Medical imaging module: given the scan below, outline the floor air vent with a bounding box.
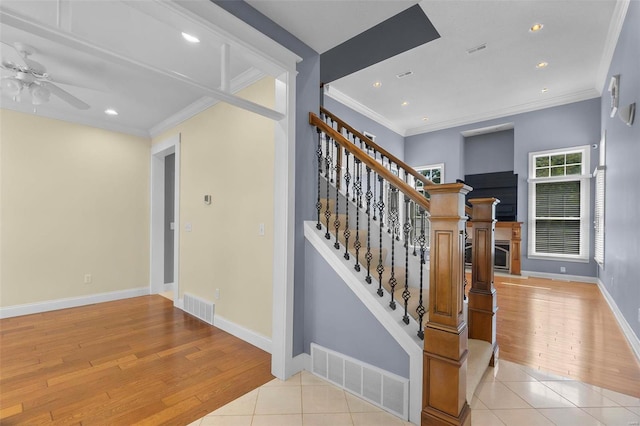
[310,343,408,419]
[183,293,214,325]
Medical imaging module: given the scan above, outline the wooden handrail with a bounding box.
[316,109,473,217]
[311,112,432,212]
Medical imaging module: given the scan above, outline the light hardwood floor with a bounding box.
[492,274,640,398]
[0,296,273,425]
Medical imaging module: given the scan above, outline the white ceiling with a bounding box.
[0,0,628,138]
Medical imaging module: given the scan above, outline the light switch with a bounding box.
[259,223,265,235]
[185,223,192,232]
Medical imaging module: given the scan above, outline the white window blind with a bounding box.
[594,166,605,265]
[535,181,581,255]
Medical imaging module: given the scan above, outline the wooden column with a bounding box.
[510,222,522,275]
[422,183,471,426]
[468,198,499,366]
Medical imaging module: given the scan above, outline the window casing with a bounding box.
[409,164,444,249]
[528,146,590,262]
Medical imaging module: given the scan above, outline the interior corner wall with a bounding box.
[323,96,405,161]
[405,98,601,277]
[598,0,640,338]
[0,109,150,307]
[152,78,276,338]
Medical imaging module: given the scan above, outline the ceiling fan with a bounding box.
[0,41,89,110]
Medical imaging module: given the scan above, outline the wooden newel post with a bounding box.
[468,198,499,366]
[422,183,471,426]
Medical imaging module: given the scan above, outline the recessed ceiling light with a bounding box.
[181,32,200,43]
[536,61,548,69]
[422,116,429,121]
[541,87,548,93]
[104,108,118,116]
[401,101,409,106]
[373,81,382,88]
[530,23,544,32]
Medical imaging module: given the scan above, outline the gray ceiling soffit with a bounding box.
[320,4,439,84]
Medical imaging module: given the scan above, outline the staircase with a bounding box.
[309,108,498,425]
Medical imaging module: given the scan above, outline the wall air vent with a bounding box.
[467,43,487,54]
[396,70,413,79]
[183,293,214,325]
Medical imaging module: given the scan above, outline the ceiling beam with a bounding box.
[0,8,285,122]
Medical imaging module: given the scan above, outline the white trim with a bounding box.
[149,68,266,138]
[212,313,272,353]
[596,278,640,362]
[595,0,630,94]
[520,270,598,284]
[324,85,405,136]
[270,70,297,380]
[291,353,312,374]
[150,134,181,303]
[0,287,149,319]
[304,221,422,425]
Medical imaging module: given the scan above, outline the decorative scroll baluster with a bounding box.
[333,141,341,249]
[315,129,324,230]
[353,158,362,272]
[343,150,351,260]
[412,200,418,257]
[402,173,412,324]
[417,207,427,339]
[388,187,398,310]
[376,173,386,297]
[365,167,373,283]
[372,151,378,221]
[324,134,332,239]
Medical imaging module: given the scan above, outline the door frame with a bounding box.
[150,134,181,300]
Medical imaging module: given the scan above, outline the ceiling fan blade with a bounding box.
[22,56,46,75]
[0,40,28,68]
[39,81,90,110]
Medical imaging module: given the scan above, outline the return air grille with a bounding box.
[310,343,408,419]
[183,293,214,325]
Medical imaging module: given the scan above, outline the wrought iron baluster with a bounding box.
[333,141,341,249]
[324,135,332,239]
[372,151,378,221]
[388,187,398,309]
[353,158,362,272]
[315,129,323,230]
[376,174,385,297]
[417,207,427,340]
[365,167,373,283]
[343,150,351,259]
[402,178,412,324]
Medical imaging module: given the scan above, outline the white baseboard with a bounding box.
[521,270,598,284]
[0,287,150,319]
[596,278,640,362]
[212,314,272,354]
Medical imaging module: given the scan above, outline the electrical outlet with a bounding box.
[560,266,566,273]
[259,223,265,236]
[215,288,220,300]
[84,274,92,284]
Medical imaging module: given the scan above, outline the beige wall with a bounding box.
[0,109,150,306]
[154,78,275,338]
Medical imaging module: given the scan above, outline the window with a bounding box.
[528,146,590,261]
[409,164,444,248]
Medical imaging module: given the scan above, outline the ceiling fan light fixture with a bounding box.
[181,32,200,43]
[1,77,23,97]
[30,84,50,105]
[104,108,119,116]
[536,61,549,69]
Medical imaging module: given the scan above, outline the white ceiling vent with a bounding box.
[467,43,487,54]
[396,70,413,79]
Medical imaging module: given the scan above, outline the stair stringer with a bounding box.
[304,221,422,425]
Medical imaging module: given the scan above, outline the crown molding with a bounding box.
[595,0,630,95]
[405,88,600,137]
[324,85,406,136]
[149,68,266,138]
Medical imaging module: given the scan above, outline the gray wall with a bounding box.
[304,240,410,378]
[211,0,321,357]
[324,96,405,161]
[599,0,640,338]
[406,99,601,277]
[464,130,514,175]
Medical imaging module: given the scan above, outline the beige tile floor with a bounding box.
[189,360,640,426]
